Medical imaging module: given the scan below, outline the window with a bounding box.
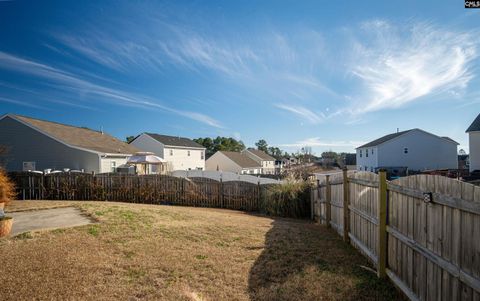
[22,161,36,171]
[111,161,116,172]
[360,150,362,158]
[187,150,190,156]
[404,147,408,154]
[371,149,374,155]
[170,149,173,156]
[201,151,204,160]
[366,149,369,157]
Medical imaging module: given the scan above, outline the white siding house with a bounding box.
[205,151,262,174]
[356,129,458,172]
[242,149,276,174]
[129,133,205,171]
[467,113,480,172]
[0,114,139,173]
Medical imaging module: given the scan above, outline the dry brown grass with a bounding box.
[0,168,16,204]
[0,201,400,300]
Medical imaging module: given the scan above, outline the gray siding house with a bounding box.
[467,113,480,172]
[0,114,139,173]
[356,128,458,172]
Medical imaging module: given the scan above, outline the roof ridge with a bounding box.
[12,113,103,134]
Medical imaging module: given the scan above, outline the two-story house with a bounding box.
[0,114,139,173]
[242,149,276,174]
[356,128,458,172]
[129,133,205,171]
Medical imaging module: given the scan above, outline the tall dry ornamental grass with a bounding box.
[261,175,312,218]
[0,168,16,204]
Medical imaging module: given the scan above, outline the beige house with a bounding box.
[242,149,276,174]
[129,133,205,171]
[0,113,139,173]
[205,151,262,174]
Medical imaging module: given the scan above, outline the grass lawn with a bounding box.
[0,201,401,300]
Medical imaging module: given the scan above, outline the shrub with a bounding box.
[261,175,313,218]
[0,168,16,204]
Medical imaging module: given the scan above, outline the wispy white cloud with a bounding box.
[0,96,48,110]
[0,51,223,128]
[275,104,325,124]
[347,21,478,114]
[279,137,365,148]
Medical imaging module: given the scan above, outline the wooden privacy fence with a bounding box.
[311,170,480,301]
[9,172,265,211]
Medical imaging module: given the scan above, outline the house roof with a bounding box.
[143,133,204,148]
[357,130,413,148]
[357,129,458,148]
[219,151,261,168]
[9,114,139,154]
[466,113,480,132]
[246,149,275,161]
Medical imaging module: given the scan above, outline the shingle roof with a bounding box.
[144,133,204,148]
[466,113,480,132]
[246,149,275,161]
[12,114,139,154]
[357,130,413,148]
[357,129,458,148]
[220,151,261,168]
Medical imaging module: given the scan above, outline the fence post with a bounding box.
[310,180,315,221]
[377,169,387,278]
[342,168,350,242]
[219,178,224,208]
[316,179,320,223]
[325,175,331,228]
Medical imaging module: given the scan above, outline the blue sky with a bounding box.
[0,1,479,154]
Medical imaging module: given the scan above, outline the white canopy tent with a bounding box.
[127,152,166,175]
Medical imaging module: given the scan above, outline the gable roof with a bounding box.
[245,149,275,161]
[143,133,204,148]
[219,151,261,168]
[5,114,139,154]
[357,129,458,149]
[466,113,480,132]
[357,130,413,148]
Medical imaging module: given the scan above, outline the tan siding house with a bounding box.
[205,151,262,174]
[242,149,276,174]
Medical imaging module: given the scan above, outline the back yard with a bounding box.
[0,201,400,300]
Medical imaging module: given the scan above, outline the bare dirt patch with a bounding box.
[0,201,400,300]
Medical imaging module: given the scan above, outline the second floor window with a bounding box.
[404,147,408,154]
[201,151,204,160]
[170,149,173,156]
[187,150,190,156]
[366,149,369,157]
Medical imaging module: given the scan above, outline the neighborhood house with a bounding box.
[205,151,262,174]
[129,133,206,171]
[0,114,139,173]
[242,148,276,174]
[467,113,480,173]
[356,128,458,172]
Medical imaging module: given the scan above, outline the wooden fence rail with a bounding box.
[311,170,480,301]
[9,172,265,212]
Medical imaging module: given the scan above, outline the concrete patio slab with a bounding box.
[8,207,94,236]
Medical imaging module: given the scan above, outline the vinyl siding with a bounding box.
[131,134,205,171]
[0,116,100,172]
[356,130,457,171]
[469,131,480,172]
